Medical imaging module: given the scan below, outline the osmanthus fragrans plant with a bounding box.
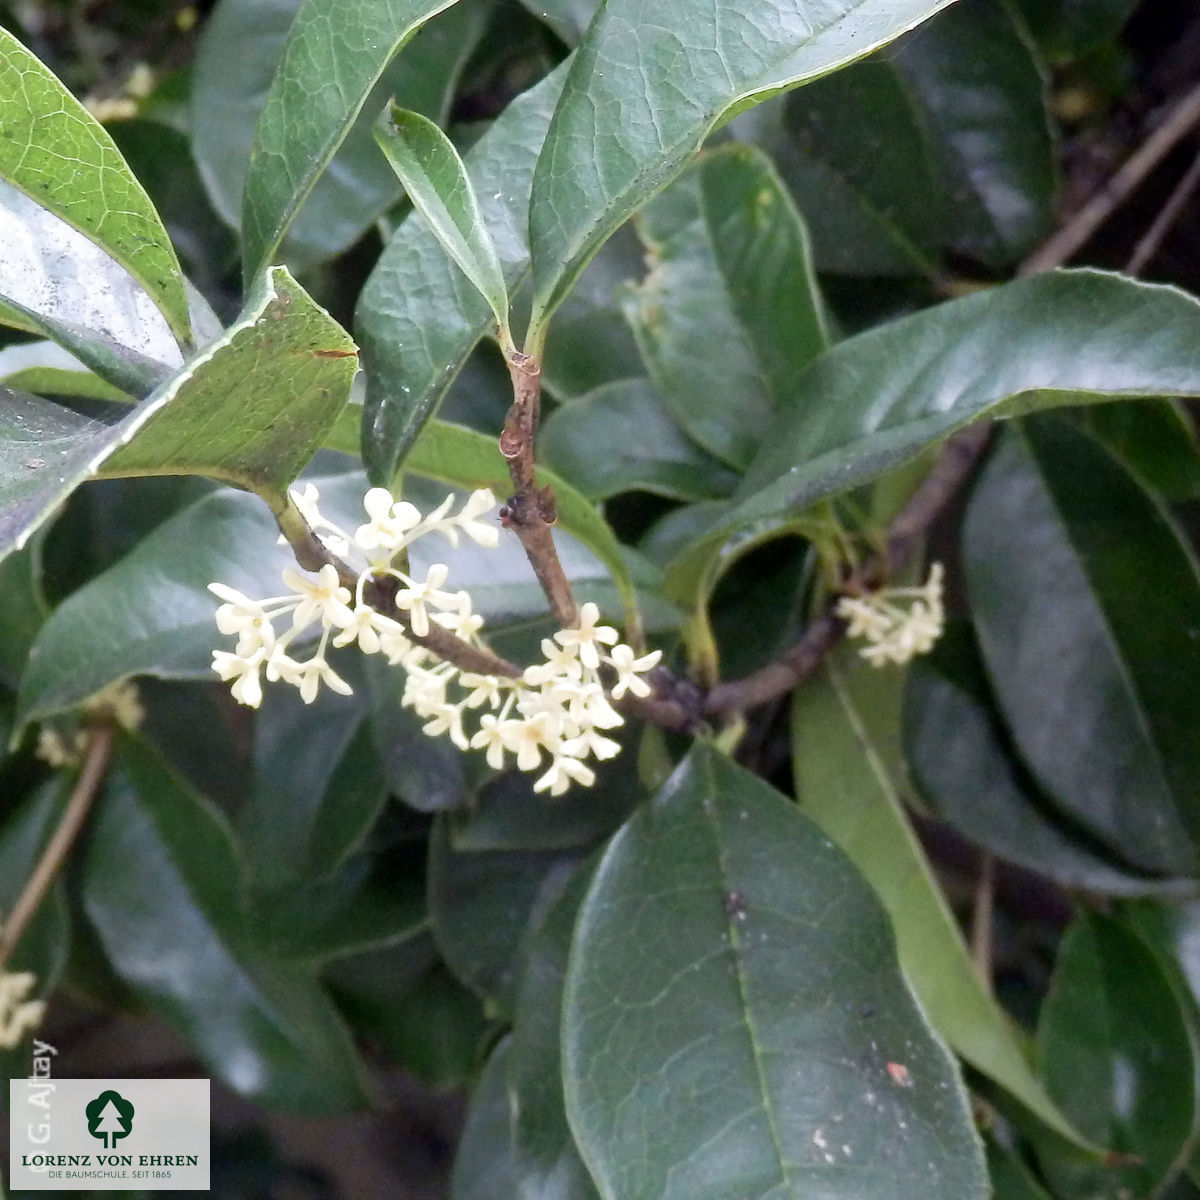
[4,0,1200,1195]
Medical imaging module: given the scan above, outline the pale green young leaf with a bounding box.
[357,64,567,483]
[376,106,511,346]
[0,267,355,566]
[240,0,464,286]
[525,0,958,344]
[0,26,190,346]
[791,649,1097,1151]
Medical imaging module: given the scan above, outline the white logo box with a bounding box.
[9,1078,209,1191]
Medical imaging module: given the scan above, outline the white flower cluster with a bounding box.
[835,563,945,666]
[0,927,44,1048]
[210,485,660,795]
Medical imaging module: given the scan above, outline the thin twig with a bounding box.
[1126,146,1200,274]
[1020,78,1200,275]
[500,351,578,630]
[703,423,992,719]
[970,853,995,993]
[276,503,521,679]
[0,725,115,972]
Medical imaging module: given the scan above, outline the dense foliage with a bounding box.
[2,0,1200,1196]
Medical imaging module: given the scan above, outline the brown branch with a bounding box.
[1125,146,1200,274]
[702,422,993,720]
[1020,78,1200,275]
[276,505,521,680]
[0,725,114,973]
[500,350,579,630]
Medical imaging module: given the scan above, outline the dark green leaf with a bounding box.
[1080,400,1200,502]
[451,1037,519,1200]
[14,487,291,734]
[622,144,828,468]
[792,650,1092,1148]
[510,860,599,1200]
[241,657,388,888]
[429,814,584,1018]
[672,271,1200,594]
[0,530,48,690]
[362,652,471,812]
[246,849,428,964]
[1012,0,1139,60]
[539,378,739,502]
[327,935,496,1090]
[515,0,598,45]
[563,743,987,1200]
[240,0,467,284]
[0,27,191,345]
[193,0,487,268]
[963,417,1200,877]
[540,225,646,400]
[525,0,959,340]
[737,0,1054,274]
[986,1138,1055,1200]
[905,622,1194,896]
[1036,914,1198,1197]
[357,63,566,483]
[376,105,511,342]
[81,737,372,1111]
[449,742,643,853]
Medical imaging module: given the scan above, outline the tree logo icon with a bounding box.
[85,1090,135,1149]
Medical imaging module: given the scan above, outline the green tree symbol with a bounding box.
[85,1090,135,1150]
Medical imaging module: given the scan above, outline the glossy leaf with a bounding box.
[193,0,486,268]
[80,737,372,1111]
[0,266,355,566]
[1080,401,1200,502]
[376,106,511,341]
[240,0,465,285]
[247,850,428,965]
[1036,913,1198,1197]
[357,63,566,483]
[451,1037,519,1200]
[792,650,1092,1148]
[429,814,584,1018]
[672,270,1200,592]
[14,487,291,733]
[736,0,1054,274]
[0,26,190,346]
[540,225,646,400]
[525,0,959,340]
[509,861,599,1200]
[622,144,828,468]
[563,743,987,1200]
[516,0,598,44]
[538,378,739,502]
[905,623,1193,896]
[241,659,388,889]
[963,417,1200,877]
[0,179,182,389]
[0,531,48,690]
